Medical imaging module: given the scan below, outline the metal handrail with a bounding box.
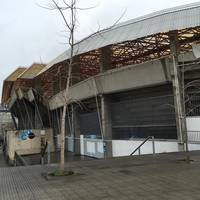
[130,136,155,156]
[15,152,27,166]
[40,141,51,165]
[41,142,48,157]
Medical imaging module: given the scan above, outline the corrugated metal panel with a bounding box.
[39,2,200,74]
[110,84,177,139]
[80,112,101,136]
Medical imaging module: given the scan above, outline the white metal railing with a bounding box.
[81,137,104,158]
[187,131,200,142]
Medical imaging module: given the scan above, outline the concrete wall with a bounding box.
[7,129,55,161]
[112,139,200,157]
[112,139,178,157]
[79,137,200,158]
[49,60,169,110]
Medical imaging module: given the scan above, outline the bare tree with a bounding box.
[40,0,126,173]
[55,0,76,173]
[41,0,77,173]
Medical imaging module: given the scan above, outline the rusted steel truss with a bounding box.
[37,26,200,99]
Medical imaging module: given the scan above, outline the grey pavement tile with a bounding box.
[1,151,200,199]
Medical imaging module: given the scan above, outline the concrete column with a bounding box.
[101,95,113,158]
[100,46,112,72]
[99,46,113,158]
[73,107,81,155]
[64,113,68,152]
[169,31,186,151]
[72,56,81,84]
[52,109,61,150]
[160,58,171,81]
[65,106,71,152]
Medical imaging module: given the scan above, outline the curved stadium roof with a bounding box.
[39,2,200,74]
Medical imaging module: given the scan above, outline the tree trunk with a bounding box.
[59,105,67,172]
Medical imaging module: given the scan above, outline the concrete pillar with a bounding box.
[101,95,113,158]
[52,109,61,150]
[99,46,113,158]
[160,58,171,81]
[64,113,68,152]
[73,107,81,155]
[169,31,186,151]
[100,46,112,72]
[72,56,81,84]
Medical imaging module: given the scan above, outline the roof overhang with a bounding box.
[38,2,200,75]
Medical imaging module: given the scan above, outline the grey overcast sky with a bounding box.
[0,0,200,99]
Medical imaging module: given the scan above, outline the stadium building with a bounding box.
[2,2,200,158]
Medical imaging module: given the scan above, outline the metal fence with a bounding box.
[187,131,200,142]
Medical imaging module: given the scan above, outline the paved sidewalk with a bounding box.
[1,151,200,200]
[0,148,7,167]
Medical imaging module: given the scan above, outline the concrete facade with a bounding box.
[49,59,169,110]
[2,3,200,158]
